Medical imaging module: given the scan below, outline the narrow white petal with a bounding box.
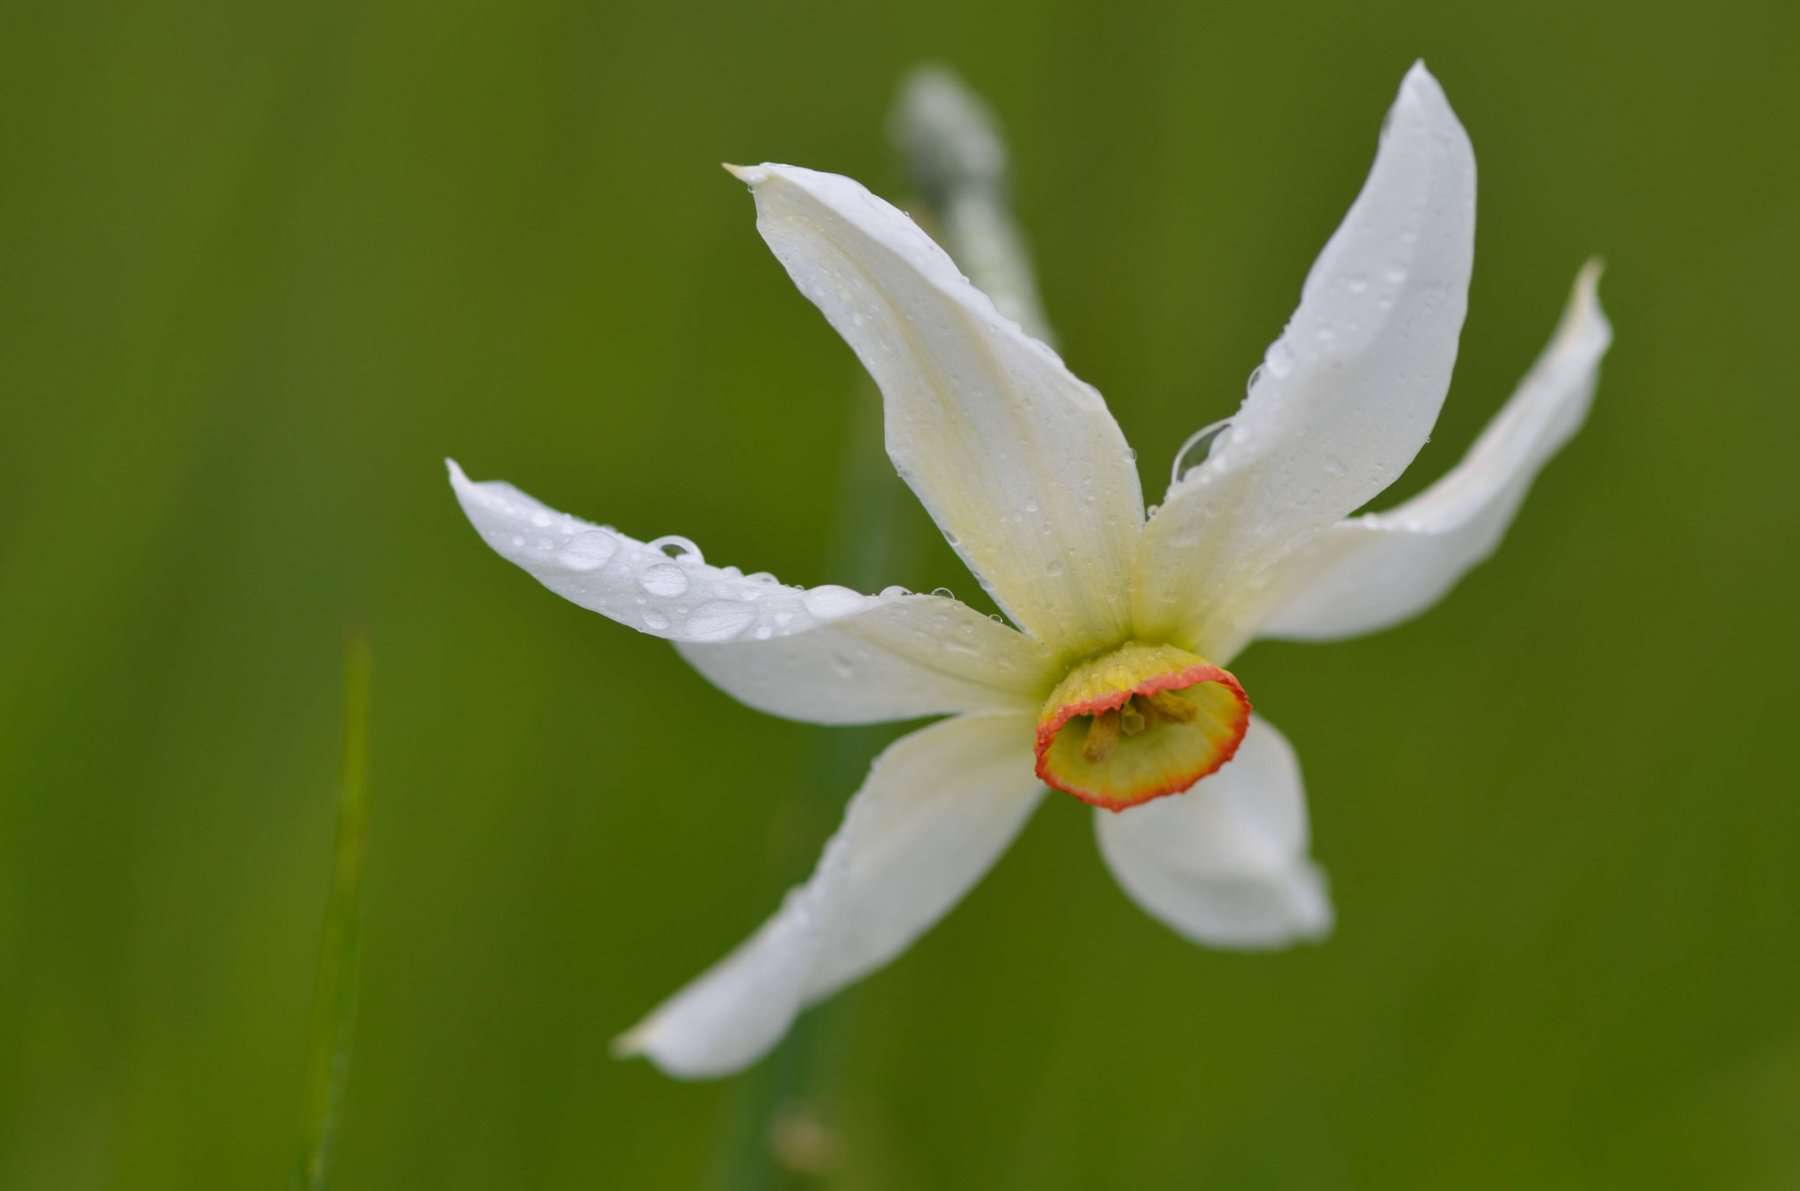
[1135,63,1476,656]
[449,462,1052,721]
[1257,263,1611,643]
[1095,717,1333,949]
[615,712,1042,1078]
[731,163,1143,656]
[677,593,1054,723]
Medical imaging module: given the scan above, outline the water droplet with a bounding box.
[1264,341,1296,379]
[827,651,856,678]
[1383,264,1408,284]
[1170,418,1233,486]
[510,534,525,548]
[559,532,617,571]
[1244,364,1265,396]
[930,586,954,598]
[1345,274,1369,294]
[686,600,754,642]
[642,610,670,632]
[803,585,868,620]
[753,625,774,640]
[647,534,703,563]
[641,564,689,597]
[530,511,553,528]
[880,584,911,598]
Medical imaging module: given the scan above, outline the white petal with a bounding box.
[1134,63,1476,656]
[449,462,1052,720]
[1257,262,1611,643]
[1095,717,1332,949]
[677,593,1055,723]
[731,163,1143,656]
[615,712,1042,1078]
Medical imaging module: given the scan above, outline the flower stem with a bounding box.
[711,395,900,1191]
[892,64,1056,345]
[714,66,1052,1187]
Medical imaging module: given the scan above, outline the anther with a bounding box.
[1082,710,1121,762]
[1119,699,1148,736]
[1145,691,1197,723]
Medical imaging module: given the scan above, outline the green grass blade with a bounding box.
[294,634,372,1191]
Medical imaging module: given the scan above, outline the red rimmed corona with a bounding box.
[1034,643,1250,810]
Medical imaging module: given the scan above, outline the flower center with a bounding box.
[1034,642,1250,811]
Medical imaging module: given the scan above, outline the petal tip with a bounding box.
[1567,259,1614,347]
[609,1020,652,1061]
[1576,256,1607,301]
[1291,863,1336,941]
[1391,61,1464,145]
[723,162,770,186]
[1399,60,1447,105]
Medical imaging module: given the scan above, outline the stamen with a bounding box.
[1082,710,1121,762]
[1145,691,1197,723]
[1118,699,1148,736]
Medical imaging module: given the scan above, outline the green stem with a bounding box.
[712,392,900,1191]
[715,66,1053,1187]
[892,64,1056,344]
[294,634,372,1191]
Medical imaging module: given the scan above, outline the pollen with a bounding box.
[1034,642,1250,811]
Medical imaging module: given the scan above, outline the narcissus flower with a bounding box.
[450,63,1610,1078]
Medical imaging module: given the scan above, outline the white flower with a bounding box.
[449,63,1610,1078]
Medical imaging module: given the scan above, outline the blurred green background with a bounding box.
[4,0,1798,1187]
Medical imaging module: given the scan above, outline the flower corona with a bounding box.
[1034,643,1250,810]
